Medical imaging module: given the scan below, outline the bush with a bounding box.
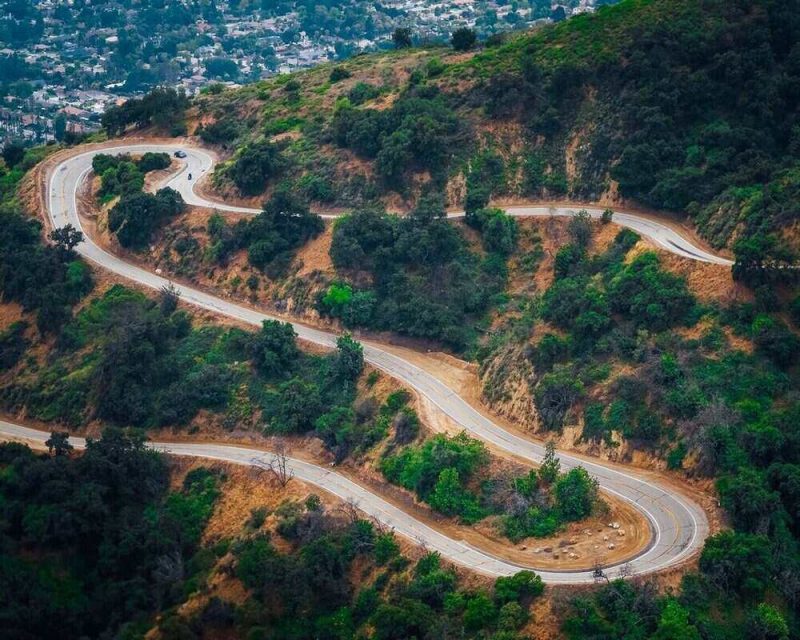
[348,82,381,105]
[232,185,324,275]
[608,252,696,331]
[333,333,364,383]
[108,187,185,249]
[451,27,477,51]
[329,66,351,83]
[198,117,241,147]
[263,378,324,434]
[494,571,544,605]
[137,152,171,173]
[252,320,299,378]
[230,140,287,195]
[534,366,584,430]
[751,315,800,368]
[568,210,593,249]
[381,432,489,521]
[554,467,598,521]
[699,531,774,598]
[467,207,518,256]
[0,321,28,369]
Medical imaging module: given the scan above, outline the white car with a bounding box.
[174,150,187,158]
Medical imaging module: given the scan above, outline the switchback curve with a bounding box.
[36,142,714,584]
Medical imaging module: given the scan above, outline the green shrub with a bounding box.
[108,187,185,249]
[229,140,287,195]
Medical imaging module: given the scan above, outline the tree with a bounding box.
[470,208,518,256]
[747,603,789,640]
[108,188,185,249]
[568,210,593,249]
[267,441,294,487]
[535,366,584,430]
[555,467,598,521]
[601,208,614,224]
[428,468,468,516]
[101,87,188,136]
[204,57,239,80]
[252,320,299,378]
[333,333,364,383]
[465,182,491,215]
[718,468,781,534]
[48,224,83,256]
[138,152,171,173]
[54,113,67,142]
[751,315,800,369]
[494,571,544,604]
[94,303,163,425]
[539,440,561,484]
[607,252,695,331]
[329,67,351,83]
[699,530,774,597]
[159,283,180,316]
[392,28,412,49]
[45,431,73,457]
[266,378,323,433]
[652,600,701,640]
[451,27,477,51]
[234,185,323,275]
[2,142,25,168]
[230,141,286,195]
[463,592,497,631]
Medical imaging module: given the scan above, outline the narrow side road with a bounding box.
[38,142,714,584]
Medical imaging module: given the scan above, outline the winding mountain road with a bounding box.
[22,142,725,583]
[157,145,732,265]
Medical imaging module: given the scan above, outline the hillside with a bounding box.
[4,0,800,639]
[190,0,800,267]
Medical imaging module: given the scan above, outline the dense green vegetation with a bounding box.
[468,215,800,635]
[101,87,189,136]
[0,431,220,638]
[90,151,184,250]
[2,432,545,640]
[464,0,800,274]
[207,186,324,277]
[159,495,544,640]
[108,187,185,249]
[92,151,171,200]
[382,431,491,523]
[227,139,288,195]
[8,2,800,637]
[382,432,601,537]
[331,84,466,191]
[0,146,93,334]
[321,199,514,351]
[0,285,364,440]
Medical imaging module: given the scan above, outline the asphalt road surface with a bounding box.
[157,145,733,266]
[34,142,719,583]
